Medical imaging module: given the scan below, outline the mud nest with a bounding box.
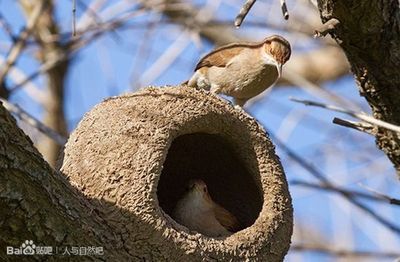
[61,86,292,261]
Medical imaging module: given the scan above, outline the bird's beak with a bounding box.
[264,54,282,78]
[273,60,282,78]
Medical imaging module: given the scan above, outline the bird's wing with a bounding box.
[213,203,240,232]
[194,42,263,71]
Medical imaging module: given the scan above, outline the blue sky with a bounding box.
[1,1,399,260]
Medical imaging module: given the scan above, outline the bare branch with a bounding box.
[9,52,68,92]
[0,12,15,41]
[280,0,289,20]
[9,9,146,93]
[292,180,400,206]
[19,0,69,167]
[0,1,46,84]
[333,117,376,135]
[136,31,191,88]
[72,0,77,36]
[291,244,400,259]
[291,98,400,133]
[130,19,162,90]
[0,56,47,104]
[0,98,67,145]
[234,0,288,28]
[358,183,400,206]
[314,18,340,38]
[284,69,358,109]
[234,0,257,27]
[267,128,400,234]
[316,0,400,173]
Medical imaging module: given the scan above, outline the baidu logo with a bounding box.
[6,240,103,256]
[21,240,35,255]
[7,240,38,255]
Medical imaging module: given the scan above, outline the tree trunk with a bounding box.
[317,0,400,174]
[0,102,129,260]
[20,0,69,167]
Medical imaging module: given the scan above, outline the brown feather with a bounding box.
[213,203,240,232]
[264,36,291,64]
[194,35,290,71]
[194,42,264,71]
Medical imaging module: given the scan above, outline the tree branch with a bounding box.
[291,97,400,133]
[234,0,257,27]
[292,180,400,206]
[0,1,46,84]
[0,98,67,145]
[291,244,400,258]
[332,117,376,136]
[19,0,69,167]
[316,0,400,174]
[267,128,400,234]
[313,18,340,38]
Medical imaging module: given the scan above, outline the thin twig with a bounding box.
[280,0,289,20]
[76,0,104,26]
[0,1,46,84]
[9,53,68,92]
[9,7,144,91]
[284,69,360,110]
[358,183,400,206]
[234,0,288,27]
[0,12,16,41]
[290,98,400,133]
[291,244,400,258]
[292,180,400,206]
[72,0,77,36]
[234,0,257,28]
[333,117,376,135]
[0,56,47,104]
[267,128,400,234]
[314,18,340,38]
[137,31,191,88]
[130,19,160,90]
[76,0,108,30]
[0,98,67,145]
[75,0,123,43]
[9,9,143,92]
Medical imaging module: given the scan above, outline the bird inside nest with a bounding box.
[187,35,291,107]
[172,179,240,237]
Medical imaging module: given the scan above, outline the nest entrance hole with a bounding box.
[157,133,263,231]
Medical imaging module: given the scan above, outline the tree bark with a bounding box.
[317,0,400,174]
[0,102,128,260]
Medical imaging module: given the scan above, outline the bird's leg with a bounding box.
[188,71,200,88]
[210,84,228,104]
[210,84,221,94]
[190,72,212,91]
[233,97,247,108]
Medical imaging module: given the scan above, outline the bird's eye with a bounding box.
[203,187,207,193]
